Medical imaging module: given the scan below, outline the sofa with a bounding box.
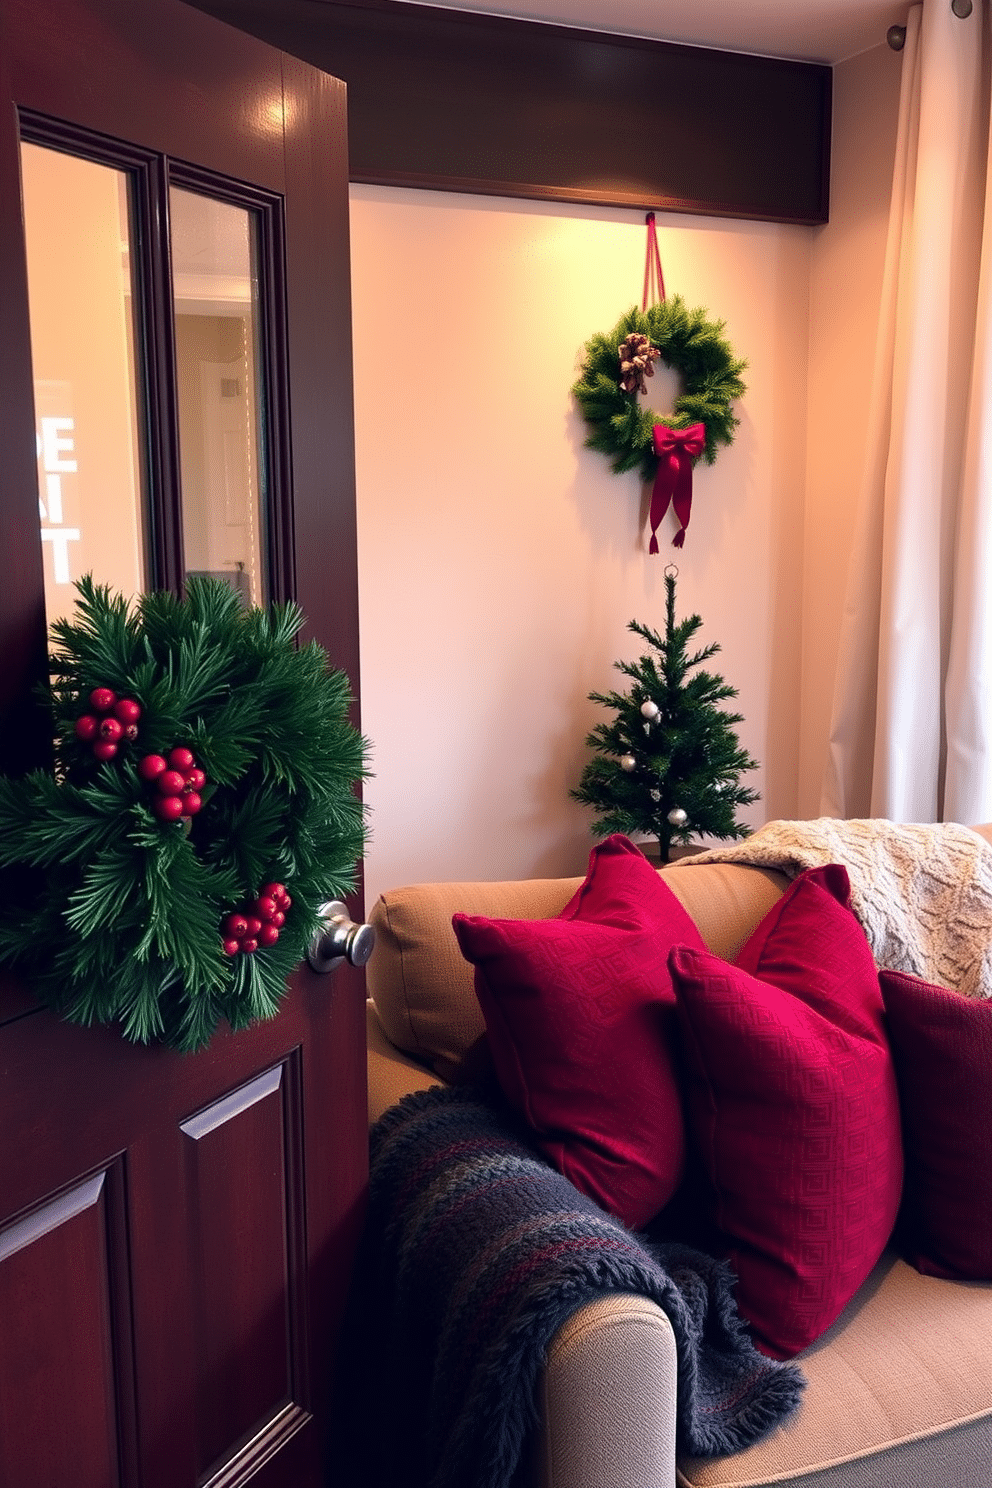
[364,824,992,1488]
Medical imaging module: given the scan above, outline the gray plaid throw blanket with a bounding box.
[333,1086,804,1488]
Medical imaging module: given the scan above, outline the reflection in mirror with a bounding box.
[19,142,146,633]
[170,188,267,608]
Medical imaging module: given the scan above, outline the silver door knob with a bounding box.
[306,900,376,974]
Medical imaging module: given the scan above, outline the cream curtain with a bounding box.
[822,0,992,822]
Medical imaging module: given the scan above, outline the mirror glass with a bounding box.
[170,187,267,608]
[19,142,146,631]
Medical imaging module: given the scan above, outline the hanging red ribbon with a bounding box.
[650,423,705,551]
[642,212,666,311]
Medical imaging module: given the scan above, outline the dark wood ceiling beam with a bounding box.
[187,0,831,224]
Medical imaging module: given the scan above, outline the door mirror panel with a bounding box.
[170,187,267,608]
[20,142,147,632]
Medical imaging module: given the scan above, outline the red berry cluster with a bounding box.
[74,688,142,761]
[222,882,292,956]
[138,747,207,821]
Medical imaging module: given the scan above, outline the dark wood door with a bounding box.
[0,4,365,1485]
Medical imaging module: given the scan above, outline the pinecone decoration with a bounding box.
[618,332,660,395]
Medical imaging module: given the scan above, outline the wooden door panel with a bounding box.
[0,1160,137,1488]
[179,1058,306,1478]
[0,965,367,1488]
[6,0,287,190]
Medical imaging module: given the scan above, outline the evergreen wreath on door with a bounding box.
[0,575,369,1052]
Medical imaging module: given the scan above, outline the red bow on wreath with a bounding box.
[649,422,705,551]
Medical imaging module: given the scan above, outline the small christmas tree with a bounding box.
[571,571,759,859]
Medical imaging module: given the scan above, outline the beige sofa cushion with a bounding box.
[677,1249,992,1487]
[368,876,580,1081]
[366,999,441,1123]
[366,858,789,1081]
[663,859,789,959]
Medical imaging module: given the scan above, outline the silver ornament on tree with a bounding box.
[620,754,637,772]
[640,700,660,720]
[667,806,688,827]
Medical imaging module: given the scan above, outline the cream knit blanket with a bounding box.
[675,818,992,999]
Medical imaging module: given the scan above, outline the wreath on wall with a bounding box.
[0,575,369,1052]
[572,297,747,550]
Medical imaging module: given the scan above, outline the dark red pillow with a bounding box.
[451,834,706,1230]
[880,969,992,1280]
[669,864,903,1359]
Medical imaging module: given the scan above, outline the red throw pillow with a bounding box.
[880,969,992,1280]
[669,864,903,1359]
[451,834,706,1230]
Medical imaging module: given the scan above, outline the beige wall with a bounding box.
[351,41,904,903]
[352,198,812,898]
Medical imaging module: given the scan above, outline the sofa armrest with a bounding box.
[366,999,442,1125]
[367,1007,680,1488]
[535,1295,678,1488]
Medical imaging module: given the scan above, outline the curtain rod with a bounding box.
[889,0,973,50]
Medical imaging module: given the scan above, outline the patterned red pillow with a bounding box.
[452,834,706,1230]
[669,864,903,1359]
[880,969,992,1280]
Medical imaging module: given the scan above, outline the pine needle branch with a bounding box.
[0,576,369,1051]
